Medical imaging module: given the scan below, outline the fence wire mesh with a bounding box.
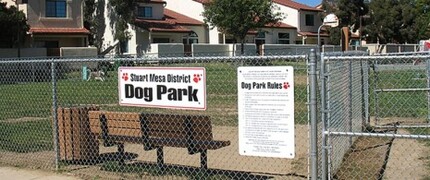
[322,53,430,179]
[0,54,309,179]
[371,53,430,126]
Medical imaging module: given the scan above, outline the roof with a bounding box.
[134,9,203,33]
[29,28,90,35]
[273,0,322,12]
[164,9,203,25]
[268,22,296,29]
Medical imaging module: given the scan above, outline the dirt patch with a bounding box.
[0,150,55,170]
[370,116,428,126]
[2,117,48,123]
[334,137,393,179]
[384,129,430,179]
[0,125,310,179]
[85,125,309,179]
[334,118,430,179]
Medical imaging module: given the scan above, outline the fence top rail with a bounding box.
[322,51,369,57]
[374,51,430,56]
[0,55,307,64]
[324,55,430,61]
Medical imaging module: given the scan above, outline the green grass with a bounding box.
[0,120,53,153]
[369,70,429,118]
[0,61,309,123]
[0,60,309,153]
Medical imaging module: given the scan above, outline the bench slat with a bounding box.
[89,112,214,140]
[104,135,230,150]
[90,125,189,139]
[88,111,229,150]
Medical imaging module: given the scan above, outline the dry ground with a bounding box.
[0,124,310,179]
[335,117,430,180]
[0,117,428,179]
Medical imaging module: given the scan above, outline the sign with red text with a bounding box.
[119,67,206,110]
[237,66,295,158]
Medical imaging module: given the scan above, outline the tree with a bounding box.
[108,0,136,54]
[0,2,29,48]
[84,0,106,53]
[84,0,96,46]
[364,0,422,44]
[321,0,368,45]
[202,0,282,54]
[415,0,430,40]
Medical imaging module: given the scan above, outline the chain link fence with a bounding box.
[0,53,310,179]
[2,50,429,179]
[321,52,430,179]
[372,52,430,126]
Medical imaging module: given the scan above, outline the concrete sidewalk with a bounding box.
[0,166,80,180]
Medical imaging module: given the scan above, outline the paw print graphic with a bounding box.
[193,74,202,83]
[122,73,129,81]
[283,82,290,90]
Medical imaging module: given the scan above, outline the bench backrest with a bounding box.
[88,111,214,141]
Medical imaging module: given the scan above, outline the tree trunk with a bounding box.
[241,39,245,55]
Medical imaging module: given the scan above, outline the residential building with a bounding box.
[165,0,299,45]
[4,0,89,53]
[101,0,207,55]
[273,0,329,45]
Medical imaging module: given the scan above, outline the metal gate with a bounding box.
[319,52,430,179]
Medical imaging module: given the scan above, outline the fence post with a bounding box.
[427,57,430,123]
[348,60,353,146]
[309,49,318,180]
[51,59,60,170]
[320,52,328,180]
[361,60,370,127]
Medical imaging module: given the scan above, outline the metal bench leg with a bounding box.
[157,147,165,172]
[200,150,208,169]
[117,143,125,165]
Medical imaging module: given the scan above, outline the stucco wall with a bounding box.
[277,5,299,29]
[263,44,316,55]
[164,0,216,44]
[61,47,98,57]
[299,10,321,33]
[0,48,47,58]
[151,43,184,57]
[26,0,83,28]
[262,28,297,44]
[234,44,257,56]
[192,44,233,57]
[136,2,164,19]
[184,25,209,44]
[60,47,98,71]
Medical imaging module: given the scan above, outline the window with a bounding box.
[46,0,66,17]
[183,32,199,44]
[305,14,314,26]
[278,33,290,44]
[138,6,152,18]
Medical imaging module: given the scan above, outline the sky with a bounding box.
[294,0,322,7]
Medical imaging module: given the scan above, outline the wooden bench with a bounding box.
[88,111,230,169]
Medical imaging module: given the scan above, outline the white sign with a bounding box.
[237,66,295,158]
[323,13,339,28]
[118,67,206,110]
